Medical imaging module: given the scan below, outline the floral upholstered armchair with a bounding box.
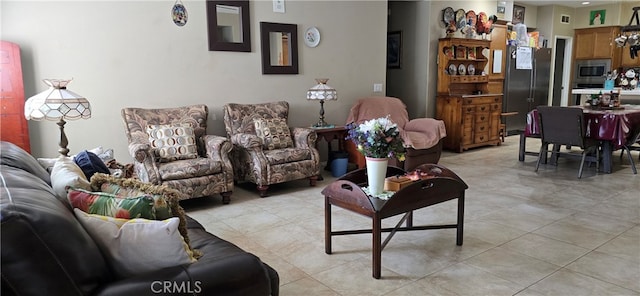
[223,101,320,197]
[121,104,234,204]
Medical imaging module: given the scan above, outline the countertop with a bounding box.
[571,88,640,96]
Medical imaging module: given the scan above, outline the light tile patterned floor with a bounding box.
[183,135,640,295]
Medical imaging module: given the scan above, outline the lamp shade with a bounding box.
[24,79,91,121]
[307,78,337,101]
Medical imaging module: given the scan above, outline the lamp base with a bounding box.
[313,119,333,128]
[57,118,70,157]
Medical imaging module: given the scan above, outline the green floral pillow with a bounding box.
[99,183,172,220]
[68,188,167,220]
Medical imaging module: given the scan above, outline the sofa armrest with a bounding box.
[230,133,262,150]
[291,127,317,149]
[202,135,232,160]
[94,254,274,296]
[127,143,160,184]
[127,143,153,163]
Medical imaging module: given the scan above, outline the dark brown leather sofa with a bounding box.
[0,141,279,296]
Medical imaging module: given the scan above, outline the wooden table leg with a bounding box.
[372,215,382,279]
[325,197,332,254]
[601,141,612,174]
[456,193,465,246]
[406,211,413,227]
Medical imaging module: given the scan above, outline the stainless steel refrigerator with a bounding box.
[503,45,552,134]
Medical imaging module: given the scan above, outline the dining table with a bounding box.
[525,105,640,173]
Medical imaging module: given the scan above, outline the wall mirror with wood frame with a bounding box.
[260,22,298,74]
[206,0,251,52]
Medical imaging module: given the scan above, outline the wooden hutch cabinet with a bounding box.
[435,38,503,152]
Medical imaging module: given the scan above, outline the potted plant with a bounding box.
[345,116,405,195]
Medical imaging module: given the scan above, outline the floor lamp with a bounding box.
[24,79,91,157]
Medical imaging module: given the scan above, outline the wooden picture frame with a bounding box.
[206,0,251,52]
[455,46,467,59]
[387,31,402,69]
[260,22,298,74]
[513,5,525,24]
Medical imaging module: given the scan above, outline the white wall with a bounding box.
[1,0,388,162]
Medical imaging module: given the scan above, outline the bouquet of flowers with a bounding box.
[345,116,405,160]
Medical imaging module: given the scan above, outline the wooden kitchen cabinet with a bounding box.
[574,26,622,66]
[621,46,640,68]
[436,38,503,152]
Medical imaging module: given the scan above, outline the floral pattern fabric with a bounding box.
[121,105,233,201]
[68,188,164,219]
[223,101,320,188]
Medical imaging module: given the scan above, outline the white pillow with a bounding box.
[50,156,92,199]
[73,209,197,277]
[37,157,58,173]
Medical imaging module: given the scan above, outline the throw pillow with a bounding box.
[254,118,294,150]
[146,124,198,162]
[51,156,92,200]
[68,188,157,219]
[74,150,110,180]
[89,173,199,258]
[74,209,197,278]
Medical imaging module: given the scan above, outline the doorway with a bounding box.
[552,36,573,106]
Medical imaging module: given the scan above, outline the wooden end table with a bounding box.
[321,164,468,279]
[312,126,348,180]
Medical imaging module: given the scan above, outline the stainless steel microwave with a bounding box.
[574,59,611,87]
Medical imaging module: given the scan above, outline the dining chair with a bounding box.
[619,127,640,174]
[534,106,600,179]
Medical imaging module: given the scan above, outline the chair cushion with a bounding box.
[146,124,198,162]
[157,157,223,181]
[254,118,294,150]
[263,147,311,165]
[74,209,197,278]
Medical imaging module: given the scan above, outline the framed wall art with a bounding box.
[590,9,606,25]
[512,5,525,24]
[387,31,402,69]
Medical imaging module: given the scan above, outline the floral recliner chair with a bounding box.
[121,104,234,203]
[223,101,320,197]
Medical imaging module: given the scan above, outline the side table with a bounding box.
[312,126,348,180]
[321,164,468,279]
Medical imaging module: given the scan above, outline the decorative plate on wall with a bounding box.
[172,0,187,26]
[466,10,476,27]
[455,9,466,29]
[442,7,455,26]
[304,27,321,48]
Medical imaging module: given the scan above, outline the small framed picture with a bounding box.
[455,46,467,59]
[590,9,606,25]
[387,31,402,69]
[467,47,476,60]
[513,5,525,24]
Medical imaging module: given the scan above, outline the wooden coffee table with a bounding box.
[321,164,468,279]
